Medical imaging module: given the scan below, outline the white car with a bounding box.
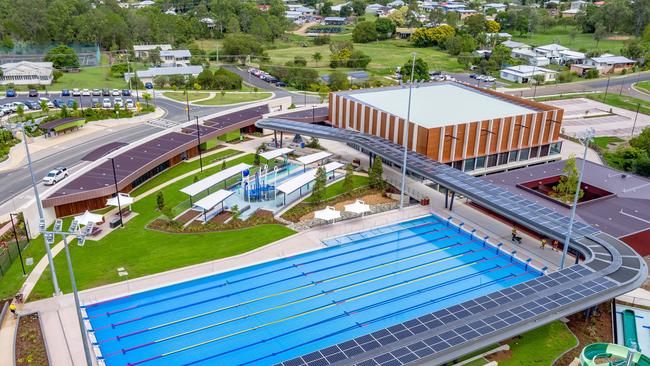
[114,97,123,107]
[72,88,81,96]
[43,167,68,185]
[1,106,11,115]
[125,99,134,108]
[484,76,496,82]
[102,98,112,109]
[82,89,91,96]
[111,89,120,96]
[38,98,54,108]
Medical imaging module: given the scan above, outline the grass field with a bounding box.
[29,153,295,300]
[194,92,272,106]
[498,321,577,366]
[54,66,129,90]
[636,80,650,95]
[592,136,624,149]
[162,91,212,102]
[305,175,369,203]
[511,26,628,52]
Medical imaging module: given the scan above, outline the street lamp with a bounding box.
[559,127,596,269]
[631,103,641,137]
[110,158,124,228]
[194,116,203,172]
[399,52,416,210]
[9,213,26,276]
[41,218,95,366]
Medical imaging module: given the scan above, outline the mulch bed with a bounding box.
[210,211,232,223]
[555,303,613,366]
[148,210,281,233]
[282,188,389,223]
[176,210,201,224]
[15,313,49,366]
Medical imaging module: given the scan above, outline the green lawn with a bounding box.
[636,80,650,95]
[305,175,369,203]
[592,136,624,149]
[163,91,212,102]
[29,153,295,300]
[194,92,272,106]
[511,27,628,52]
[498,321,577,366]
[53,66,129,90]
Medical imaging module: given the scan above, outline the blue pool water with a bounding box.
[86,215,542,366]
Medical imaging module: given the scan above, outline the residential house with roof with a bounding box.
[387,0,405,8]
[501,40,531,50]
[483,2,508,12]
[200,17,215,29]
[558,50,586,65]
[365,3,389,15]
[511,48,550,66]
[160,50,192,67]
[585,55,636,74]
[124,65,203,83]
[133,44,172,59]
[500,65,557,83]
[561,0,588,17]
[0,61,53,85]
[533,43,569,62]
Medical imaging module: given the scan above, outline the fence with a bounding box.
[0,238,29,279]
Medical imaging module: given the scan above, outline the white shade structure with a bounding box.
[297,151,332,165]
[344,200,371,215]
[259,147,293,161]
[73,211,103,226]
[314,206,341,222]
[106,193,134,207]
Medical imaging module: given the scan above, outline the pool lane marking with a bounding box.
[95,228,459,332]
[115,251,494,359]
[90,220,447,318]
[104,237,479,346]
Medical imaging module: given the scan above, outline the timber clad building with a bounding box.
[328,83,564,174]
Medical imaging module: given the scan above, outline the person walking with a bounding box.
[511,226,517,241]
[540,238,547,250]
[9,303,17,318]
[552,240,559,252]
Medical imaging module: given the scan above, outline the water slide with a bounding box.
[581,343,650,366]
[624,309,641,351]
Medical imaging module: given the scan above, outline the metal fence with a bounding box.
[0,42,100,66]
[0,238,29,279]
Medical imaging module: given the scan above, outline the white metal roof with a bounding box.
[260,147,294,161]
[193,189,234,211]
[180,163,251,196]
[276,161,343,195]
[297,151,332,165]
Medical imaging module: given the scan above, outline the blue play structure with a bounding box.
[241,165,278,202]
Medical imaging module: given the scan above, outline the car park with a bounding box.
[66,99,76,108]
[24,101,40,110]
[5,89,16,97]
[82,89,91,96]
[469,74,477,79]
[91,97,101,107]
[43,167,68,185]
[102,88,110,96]
[72,88,81,96]
[38,97,54,108]
[102,98,112,108]
[276,81,287,87]
[111,89,120,96]
[61,89,70,96]
[92,89,101,96]
[53,99,65,108]
[28,89,38,97]
[114,97,123,107]
[1,106,11,115]
[122,89,131,96]
[125,99,135,108]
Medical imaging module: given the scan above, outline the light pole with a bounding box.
[195,116,203,172]
[20,123,61,294]
[631,103,641,137]
[559,127,595,269]
[604,76,611,101]
[41,218,95,366]
[400,52,416,210]
[110,158,124,228]
[185,86,190,122]
[9,213,25,276]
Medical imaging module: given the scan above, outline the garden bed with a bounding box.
[555,303,613,366]
[15,313,49,366]
[148,209,282,233]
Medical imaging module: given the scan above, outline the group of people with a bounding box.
[511,226,560,252]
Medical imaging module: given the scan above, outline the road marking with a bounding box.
[619,209,650,224]
[623,182,650,193]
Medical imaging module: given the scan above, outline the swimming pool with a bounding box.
[86,215,542,366]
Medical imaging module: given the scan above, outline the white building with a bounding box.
[511,48,550,66]
[483,3,508,12]
[501,40,531,49]
[133,44,172,59]
[558,50,586,64]
[585,55,636,74]
[534,43,569,62]
[365,3,388,15]
[160,49,192,67]
[331,2,350,12]
[132,0,155,9]
[124,65,204,83]
[0,61,53,85]
[200,17,215,29]
[387,0,405,8]
[500,65,557,83]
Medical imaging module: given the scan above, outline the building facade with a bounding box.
[328,83,564,174]
[0,61,53,85]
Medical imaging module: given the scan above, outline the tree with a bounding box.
[375,18,395,39]
[352,0,365,16]
[635,157,650,177]
[142,93,152,107]
[339,5,352,18]
[369,155,385,191]
[44,45,79,69]
[342,163,354,193]
[16,104,24,122]
[40,100,49,116]
[311,167,327,204]
[231,204,240,220]
[444,35,477,56]
[630,127,650,154]
[593,22,607,48]
[532,74,546,85]
[197,68,215,89]
[222,33,265,63]
[312,52,322,66]
[352,21,378,43]
[465,14,487,37]
[153,75,168,89]
[147,48,161,66]
[328,70,350,91]
[293,56,307,66]
[347,50,371,68]
[401,57,429,81]
[156,191,165,210]
[321,1,333,16]
[552,156,584,203]
[486,20,501,33]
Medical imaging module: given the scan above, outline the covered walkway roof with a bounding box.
[259,147,293,161]
[296,151,332,165]
[276,161,343,195]
[193,189,233,211]
[180,163,250,197]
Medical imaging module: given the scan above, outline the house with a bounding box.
[0,61,53,85]
[501,40,531,49]
[365,3,389,15]
[160,50,192,67]
[534,43,569,62]
[483,3,508,12]
[457,9,479,18]
[124,65,204,83]
[132,0,155,9]
[331,2,350,12]
[133,44,172,59]
[569,64,596,77]
[442,3,466,12]
[585,55,636,74]
[387,0,405,8]
[486,32,512,41]
[164,8,177,15]
[500,65,557,83]
[396,27,417,39]
[200,17,216,29]
[511,48,550,66]
[323,17,347,25]
[420,1,439,11]
[558,50,586,65]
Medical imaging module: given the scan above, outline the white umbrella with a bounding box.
[106,193,134,207]
[344,199,371,216]
[314,206,341,222]
[73,210,103,226]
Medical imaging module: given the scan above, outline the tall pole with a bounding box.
[21,125,60,294]
[185,86,190,122]
[604,76,611,101]
[400,52,416,210]
[110,158,124,228]
[127,58,132,92]
[631,103,641,137]
[61,235,94,366]
[560,128,595,269]
[9,214,25,276]
[195,116,203,172]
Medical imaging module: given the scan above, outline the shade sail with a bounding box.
[180,163,251,197]
[193,189,234,211]
[314,206,340,221]
[276,162,343,195]
[296,151,332,165]
[344,199,371,215]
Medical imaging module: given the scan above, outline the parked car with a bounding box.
[92,89,101,96]
[38,97,54,108]
[276,81,287,87]
[5,89,16,97]
[125,99,134,108]
[102,88,110,96]
[483,75,496,82]
[469,74,477,79]
[24,101,40,110]
[52,99,65,108]
[61,89,70,96]
[111,89,120,96]
[122,89,131,96]
[114,97,123,107]
[43,167,68,185]
[102,98,112,108]
[66,99,76,108]
[91,97,100,107]
[28,89,38,97]
[1,106,11,115]
[72,88,81,96]
[144,82,153,89]
[82,89,91,96]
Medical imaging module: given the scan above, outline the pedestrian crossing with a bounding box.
[145,118,184,129]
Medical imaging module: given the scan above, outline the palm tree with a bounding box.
[312,52,322,66]
[142,92,152,108]
[40,100,49,117]
[16,104,24,122]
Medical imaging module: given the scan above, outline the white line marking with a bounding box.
[619,209,650,224]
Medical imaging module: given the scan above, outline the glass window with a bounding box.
[487,154,498,167]
[550,141,562,155]
[509,150,518,163]
[519,148,530,161]
[498,153,509,165]
[540,144,550,157]
[464,158,475,172]
[530,146,539,158]
[453,160,463,170]
[475,156,486,169]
